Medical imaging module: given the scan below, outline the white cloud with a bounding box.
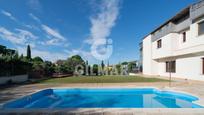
[1,10,17,21]
[1,10,39,30]
[24,24,39,30]
[85,0,121,45]
[0,27,37,45]
[0,26,68,62]
[29,13,41,23]
[42,25,65,40]
[41,24,68,46]
[0,27,25,44]
[16,29,38,40]
[40,39,61,46]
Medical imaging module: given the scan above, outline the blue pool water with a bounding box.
[2,88,203,108]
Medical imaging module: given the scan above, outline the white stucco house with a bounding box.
[141,0,204,81]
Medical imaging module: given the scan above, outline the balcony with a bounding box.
[191,0,204,22]
[152,31,204,60]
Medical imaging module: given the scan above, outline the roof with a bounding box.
[142,5,191,40]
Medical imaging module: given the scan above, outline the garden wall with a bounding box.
[0,75,28,85]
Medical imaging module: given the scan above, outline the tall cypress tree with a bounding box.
[101,60,105,75]
[27,45,31,59]
[85,60,89,75]
[101,60,105,70]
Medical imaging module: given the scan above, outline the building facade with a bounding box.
[142,0,204,81]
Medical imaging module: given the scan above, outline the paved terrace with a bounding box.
[0,76,204,115]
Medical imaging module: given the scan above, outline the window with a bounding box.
[182,32,186,42]
[166,61,176,73]
[198,21,204,36]
[157,39,162,48]
[202,58,204,74]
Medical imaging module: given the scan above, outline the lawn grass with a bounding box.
[37,75,169,84]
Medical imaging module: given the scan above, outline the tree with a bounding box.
[93,64,98,76]
[121,61,128,74]
[56,59,65,65]
[13,51,19,60]
[44,61,55,76]
[85,60,89,75]
[20,54,24,59]
[55,59,72,74]
[0,45,6,55]
[128,62,136,72]
[101,60,105,75]
[66,55,85,74]
[32,56,44,76]
[6,49,16,56]
[88,65,91,75]
[32,61,45,73]
[116,64,121,75]
[27,45,31,60]
[107,61,110,75]
[33,56,43,62]
[0,45,31,77]
[101,60,105,70]
[31,56,45,77]
[121,62,128,65]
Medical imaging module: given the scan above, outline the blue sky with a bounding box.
[0,0,197,64]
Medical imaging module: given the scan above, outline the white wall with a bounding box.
[0,75,28,85]
[143,35,153,75]
[177,29,191,48]
[152,33,179,59]
[175,20,204,56]
[143,35,159,75]
[142,15,204,81]
[151,19,204,60]
[157,56,204,81]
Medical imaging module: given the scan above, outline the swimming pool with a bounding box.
[2,88,203,108]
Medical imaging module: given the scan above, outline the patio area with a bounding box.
[0,76,204,114]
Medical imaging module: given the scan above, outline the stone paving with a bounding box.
[0,76,204,114]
